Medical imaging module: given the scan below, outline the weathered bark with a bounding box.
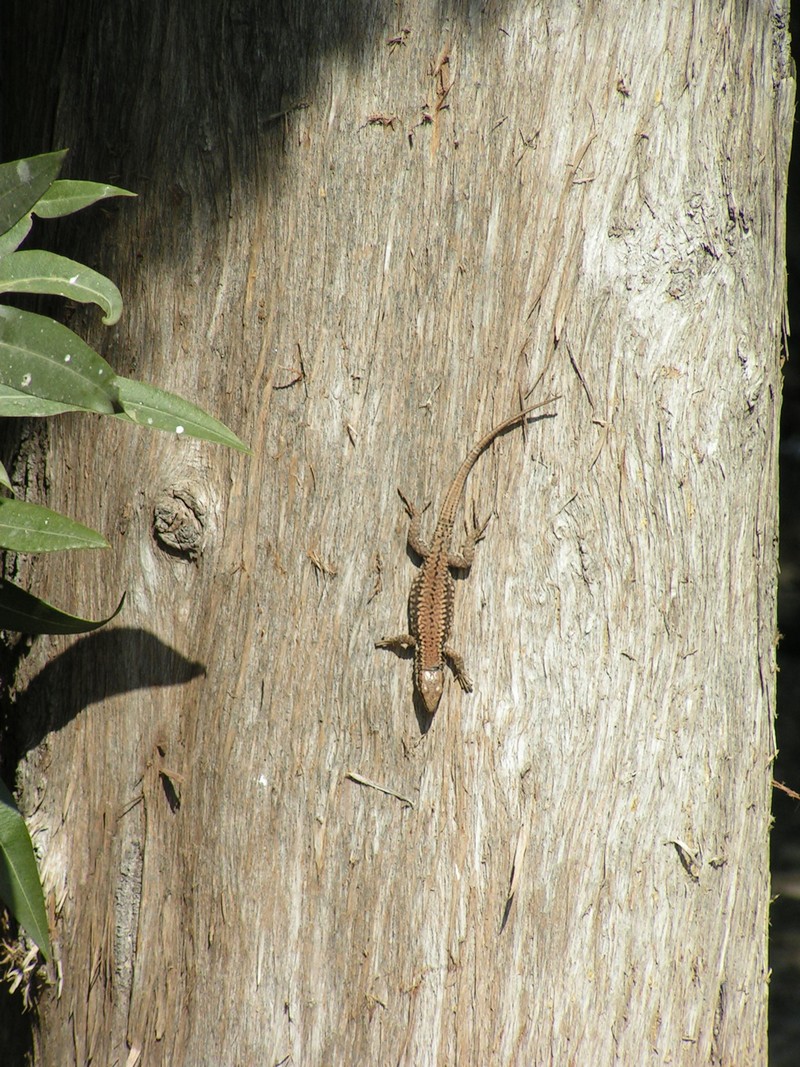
[2,2,791,1063]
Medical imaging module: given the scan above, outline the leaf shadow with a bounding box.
[10,627,205,758]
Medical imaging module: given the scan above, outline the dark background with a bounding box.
[768,6,800,1065]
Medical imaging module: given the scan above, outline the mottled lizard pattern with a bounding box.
[376,398,558,714]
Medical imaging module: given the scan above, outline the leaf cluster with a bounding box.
[0,150,248,964]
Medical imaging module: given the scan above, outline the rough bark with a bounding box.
[1,2,792,1064]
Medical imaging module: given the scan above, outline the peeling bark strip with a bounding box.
[3,2,790,1064]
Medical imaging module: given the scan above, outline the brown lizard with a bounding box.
[376,397,559,714]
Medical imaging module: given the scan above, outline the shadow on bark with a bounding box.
[10,628,205,757]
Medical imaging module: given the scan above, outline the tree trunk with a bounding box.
[2,2,792,1064]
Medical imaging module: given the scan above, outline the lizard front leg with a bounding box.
[443,645,473,692]
[375,633,416,654]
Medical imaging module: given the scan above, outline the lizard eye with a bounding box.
[418,667,444,714]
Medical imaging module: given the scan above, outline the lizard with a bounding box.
[375,396,559,714]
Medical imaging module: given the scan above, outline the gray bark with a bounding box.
[3,2,792,1064]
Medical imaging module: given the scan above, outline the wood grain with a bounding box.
[3,2,791,1063]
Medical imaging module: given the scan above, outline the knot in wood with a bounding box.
[152,486,206,561]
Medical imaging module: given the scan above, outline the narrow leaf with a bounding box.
[0,498,108,552]
[0,251,123,325]
[115,376,250,452]
[0,462,10,491]
[33,179,135,219]
[0,778,52,960]
[0,383,78,417]
[0,306,119,414]
[0,578,125,635]
[0,150,66,238]
[0,214,33,258]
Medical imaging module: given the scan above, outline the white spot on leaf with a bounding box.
[175,425,185,435]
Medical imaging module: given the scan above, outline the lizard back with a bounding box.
[413,398,557,672]
[377,394,559,714]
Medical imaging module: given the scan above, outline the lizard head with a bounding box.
[418,667,445,714]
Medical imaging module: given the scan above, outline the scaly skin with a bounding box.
[376,397,558,713]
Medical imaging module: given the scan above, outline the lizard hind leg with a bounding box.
[397,489,431,558]
[449,500,491,569]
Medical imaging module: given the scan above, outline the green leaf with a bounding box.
[0,150,66,238]
[0,462,10,491]
[33,179,135,219]
[0,383,78,417]
[0,778,51,960]
[0,251,123,325]
[0,498,108,552]
[0,214,33,258]
[0,578,125,635]
[0,306,119,414]
[115,376,250,452]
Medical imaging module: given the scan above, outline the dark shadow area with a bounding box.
[770,8,800,1065]
[0,0,411,278]
[8,627,205,759]
[0,970,30,1065]
[2,2,382,158]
